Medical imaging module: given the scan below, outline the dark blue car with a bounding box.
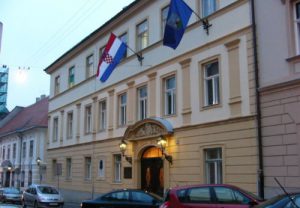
[80,189,162,208]
[255,193,300,208]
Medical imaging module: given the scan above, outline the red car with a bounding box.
[160,184,263,208]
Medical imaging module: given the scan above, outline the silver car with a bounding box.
[1,187,22,204]
[22,184,64,208]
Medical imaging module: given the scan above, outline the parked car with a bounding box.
[0,187,22,204]
[254,193,300,208]
[160,184,264,208]
[80,189,162,208]
[22,184,64,208]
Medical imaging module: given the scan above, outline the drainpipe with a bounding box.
[251,0,264,199]
[18,132,23,189]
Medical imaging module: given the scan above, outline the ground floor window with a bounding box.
[204,148,222,184]
[114,154,121,182]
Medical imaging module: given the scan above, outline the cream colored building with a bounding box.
[255,0,300,198]
[45,0,260,203]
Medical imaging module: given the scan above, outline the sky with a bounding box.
[0,0,134,111]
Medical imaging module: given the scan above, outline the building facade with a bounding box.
[255,0,300,198]
[0,96,48,188]
[45,0,260,203]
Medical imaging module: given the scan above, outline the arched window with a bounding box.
[98,159,105,178]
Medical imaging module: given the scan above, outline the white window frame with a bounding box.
[161,6,169,38]
[137,86,148,120]
[201,0,217,17]
[29,140,34,158]
[86,54,94,78]
[114,154,121,182]
[22,142,26,158]
[85,157,92,180]
[119,93,127,126]
[68,66,75,88]
[53,117,59,142]
[294,1,300,54]
[164,76,176,116]
[119,32,128,59]
[12,143,16,159]
[7,144,10,160]
[136,20,149,51]
[98,100,107,131]
[98,159,105,178]
[203,61,220,106]
[66,158,72,179]
[54,76,60,95]
[204,148,222,184]
[67,112,73,139]
[2,146,5,160]
[85,105,92,134]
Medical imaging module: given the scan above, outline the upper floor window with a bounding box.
[7,145,10,160]
[12,143,16,159]
[54,76,60,95]
[119,93,127,126]
[294,1,300,54]
[203,60,220,106]
[86,54,94,78]
[2,146,5,160]
[137,86,148,120]
[161,6,169,38]
[85,156,92,180]
[53,117,59,142]
[164,76,176,116]
[68,66,75,88]
[29,140,34,158]
[98,100,107,131]
[85,105,92,134]
[136,20,149,51]
[201,0,217,17]
[205,148,222,184]
[52,159,57,179]
[22,142,26,158]
[119,33,128,59]
[67,112,73,139]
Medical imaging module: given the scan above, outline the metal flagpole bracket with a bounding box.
[137,53,144,66]
[202,18,212,35]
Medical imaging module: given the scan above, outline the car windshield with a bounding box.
[4,188,21,194]
[37,186,59,194]
[242,189,263,201]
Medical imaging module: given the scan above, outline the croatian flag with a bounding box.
[97,33,127,82]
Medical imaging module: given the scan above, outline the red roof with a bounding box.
[0,97,49,136]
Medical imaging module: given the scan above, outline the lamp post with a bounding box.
[36,157,42,184]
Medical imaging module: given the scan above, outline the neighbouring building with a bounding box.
[0,65,9,119]
[45,0,261,203]
[0,95,48,188]
[255,0,300,198]
[0,22,2,53]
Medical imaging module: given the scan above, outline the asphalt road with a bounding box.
[0,202,81,208]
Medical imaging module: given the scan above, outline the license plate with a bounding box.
[49,203,58,206]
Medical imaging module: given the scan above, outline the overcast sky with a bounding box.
[0,0,134,111]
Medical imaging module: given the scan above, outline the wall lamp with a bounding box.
[119,140,132,164]
[157,135,173,165]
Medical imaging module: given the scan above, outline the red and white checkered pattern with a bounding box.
[104,53,113,64]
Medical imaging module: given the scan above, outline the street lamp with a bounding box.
[119,140,132,164]
[36,157,42,184]
[7,164,13,187]
[157,135,173,164]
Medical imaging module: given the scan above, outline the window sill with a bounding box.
[201,103,222,111]
[112,181,122,185]
[163,113,177,118]
[286,54,300,63]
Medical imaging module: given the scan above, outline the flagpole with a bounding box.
[125,43,144,65]
[191,11,212,35]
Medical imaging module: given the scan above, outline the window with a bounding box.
[203,61,220,106]
[66,158,72,179]
[52,159,57,178]
[68,66,75,88]
[6,147,9,160]
[214,187,250,204]
[136,20,149,51]
[21,171,25,187]
[22,142,26,158]
[2,146,5,160]
[137,86,147,120]
[132,191,153,203]
[28,170,32,186]
[85,157,92,180]
[187,187,211,203]
[103,191,129,201]
[85,105,92,134]
[98,100,107,131]
[114,154,121,182]
[201,0,217,17]
[67,112,73,139]
[12,143,16,159]
[86,54,94,78]
[99,46,106,61]
[294,1,300,54]
[29,140,34,158]
[119,93,127,126]
[53,117,59,142]
[164,76,176,116]
[119,33,128,59]
[54,76,60,95]
[205,148,222,184]
[161,6,169,37]
[98,159,105,178]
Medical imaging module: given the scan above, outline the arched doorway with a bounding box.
[141,146,164,197]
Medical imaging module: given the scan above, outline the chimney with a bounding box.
[40,94,46,99]
[36,97,40,102]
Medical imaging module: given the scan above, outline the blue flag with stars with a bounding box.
[163,0,193,49]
